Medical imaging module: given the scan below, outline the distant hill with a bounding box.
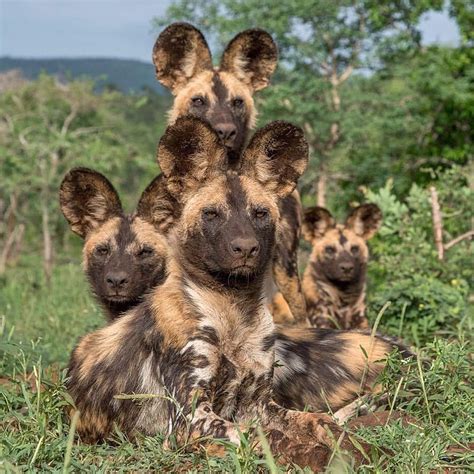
[0,57,166,94]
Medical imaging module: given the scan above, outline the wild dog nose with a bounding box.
[230,237,260,259]
[216,123,237,143]
[106,271,129,289]
[339,262,354,273]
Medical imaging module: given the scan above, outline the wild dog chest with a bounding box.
[181,284,275,419]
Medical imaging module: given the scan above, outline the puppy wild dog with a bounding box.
[59,168,169,321]
[60,172,402,416]
[302,204,382,329]
[67,117,370,471]
[152,22,307,323]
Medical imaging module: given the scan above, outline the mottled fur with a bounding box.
[60,168,169,320]
[67,117,368,470]
[302,204,382,329]
[153,23,307,323]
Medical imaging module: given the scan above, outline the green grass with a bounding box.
[1,258,473,472]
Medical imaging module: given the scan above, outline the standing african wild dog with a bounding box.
[67,117,371,471]
[59,168,169,321]
[301,204,382,329]
[59,170,404,413]
[151,22,307,323]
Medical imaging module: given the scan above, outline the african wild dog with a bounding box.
[302,204,382,329]
[151,22,307,324]
[60,170,403,415]
[59,168,169,321]
[67,117,372,470]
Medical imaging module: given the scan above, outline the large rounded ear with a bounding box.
[220,29,277,92]
[157,116,227,197]
[302,207,335,242]
[135,174,180,234]
[345,204,383,240]
[153,22,213,93]
[59,168,123,238]
[241,121,308,198]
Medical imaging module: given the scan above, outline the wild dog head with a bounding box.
[59,168,169,319]
[302,204,382,287]
[153,23,277,162]
[157,116,307,288]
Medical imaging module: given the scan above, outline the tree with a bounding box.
[156,0,443,206]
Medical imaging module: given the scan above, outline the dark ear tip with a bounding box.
[357,203,383,218]
[304,206,332,223]
[257,120,305,140]
[166,115,217,138]
[155,22,205,45]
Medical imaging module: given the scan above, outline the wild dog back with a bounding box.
[59,168,169,321]
[302,204,382,329]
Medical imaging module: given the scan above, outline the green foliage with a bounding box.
[365,166,473,346]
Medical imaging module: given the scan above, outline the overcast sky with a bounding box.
[0,0,461,63]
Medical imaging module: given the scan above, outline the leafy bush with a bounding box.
[365,166,473,345]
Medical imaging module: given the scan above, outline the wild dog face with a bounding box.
[157,116,307,287]
[153,23,277,161]
[59,168,169,318]
[302,204,382,287]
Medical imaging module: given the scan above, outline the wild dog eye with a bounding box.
[325,246,336,256]
[138,246,154,258]
[191,96,205,107]
[255,208,269,219]
[202,208,218,220]
[350,245,360,255]
[95,245,109,257]
[232,98,244,108]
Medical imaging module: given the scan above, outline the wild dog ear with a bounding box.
[157,116,227,197]
[136,174,179,234]
[153,22,213,93]
[302,207,335,242]
[241,121,308,198]
[345,204,383,240]
[220,29,277,92]
[59,168,123,238]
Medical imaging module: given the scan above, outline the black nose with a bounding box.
[216,123,237,143]
[339,262,354,273]
[106,271,129,289]
[230,237,260,259]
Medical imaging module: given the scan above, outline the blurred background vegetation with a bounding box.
[0,0,472,350]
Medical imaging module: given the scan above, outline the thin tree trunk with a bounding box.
[316,170,327,207]
[41,196,53,284]
[430,186,444,261]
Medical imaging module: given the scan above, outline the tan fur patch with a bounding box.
[309,225,369,261]
[82,217,121,268]
[167,70,215,123]
[126,217,170,256]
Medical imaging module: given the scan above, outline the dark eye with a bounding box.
[232,98,244,108]
[255,208,269,219]
[203,209,218,220]
[138,246,154,258]
[351,245,360,255]
[191,96,205,107]
[325,246,336,256]
[95,245,109,257]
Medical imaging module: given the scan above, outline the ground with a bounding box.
[0,257,473,472]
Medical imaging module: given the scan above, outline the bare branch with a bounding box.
[430,186,444,261]
[444,230,474,251]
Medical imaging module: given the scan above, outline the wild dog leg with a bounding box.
[273,251,307,324]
